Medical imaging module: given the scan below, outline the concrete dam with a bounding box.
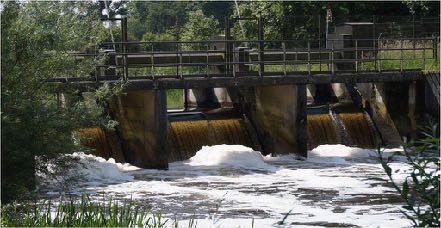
[54,18,440,169]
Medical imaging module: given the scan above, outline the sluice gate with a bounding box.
[56,18,439,169]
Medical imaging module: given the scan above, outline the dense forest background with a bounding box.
[94,1,441,44]
[1,1,440,202]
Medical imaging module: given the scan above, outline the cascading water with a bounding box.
[307,107,377,149]
[76,127,110,158]
[307,114,339,149]
[76,127,125,162]
[338,112,376,148]
[168,118,253,161]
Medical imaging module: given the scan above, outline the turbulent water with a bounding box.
[39,145,412,228]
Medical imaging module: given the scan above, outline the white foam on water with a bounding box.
[70,152,139,182]
[38,152,140,189]
[39,145,414,227]
[307,144,403,164]
[188,144,275,171]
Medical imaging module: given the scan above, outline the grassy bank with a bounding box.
[1,195,172,227]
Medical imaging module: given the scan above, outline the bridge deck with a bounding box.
[52,37,438,90]
[50,70,424,91]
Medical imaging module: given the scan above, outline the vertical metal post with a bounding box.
[378,38,381,72]
[307,41,311,75]
[423,39,426,70]
[295,46,298,71]
[412,15,416,59]
[282,41,287,77]
[318,14,321,40]
[372,15,377,71]
[258,17,264,76]
[176,43,179,78]
[232,42,236,78]
[179,43,183,79]
[206,43,209,77]
[319,43,322,72]
[400,38,404,72]
[433,37,438,60]
[331,40,334,74]
[225,17,231,76]
[318,14,321,72]
[121,17,128,80]
[355,39,358,72]
[151,43,155,79]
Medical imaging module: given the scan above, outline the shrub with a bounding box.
[378,124,440,227]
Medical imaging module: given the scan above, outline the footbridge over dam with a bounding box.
[52,18,440,169]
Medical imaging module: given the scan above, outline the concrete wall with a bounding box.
[356,82,418,146]
[109,90,168,169]
[376,82,417,140]
[251,85,307,157]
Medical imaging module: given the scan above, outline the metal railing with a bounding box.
[65,37,439,82]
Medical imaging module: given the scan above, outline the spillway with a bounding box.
[76,127,110,158]
[79,106,378,162]
[75,127,125,162]
[307,114,339,149]
[307,104,377,149]
[168,118,254,161]
[338,112,376,148]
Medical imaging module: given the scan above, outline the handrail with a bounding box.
[53,37,439,80]
[100,37,438,45]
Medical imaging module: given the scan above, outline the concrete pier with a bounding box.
[251,85,307,157]
[109,90,168,169]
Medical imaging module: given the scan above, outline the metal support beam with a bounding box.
[121,17,128,80]
[225,17,231,75]
[258,17,264,76]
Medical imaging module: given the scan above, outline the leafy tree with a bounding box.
[181,9,220,48]
[231,1,439,46]
[1,1,109,202]
[126,1,201,40]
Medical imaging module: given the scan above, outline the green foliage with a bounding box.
[167,90,184,110]
[232,1,439,43]
[141,32,175,51]
[377,124,440,227]
[181,9,220,47]
[1,195,168,227]
[1,1,110,202]
[126,1,201,40]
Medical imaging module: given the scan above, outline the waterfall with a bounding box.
[75,127,125,162]
[307,108,377,149]
[338,112,376,148]
[307,114,339,149]
[168,118,253,161]
[76,127,110,158]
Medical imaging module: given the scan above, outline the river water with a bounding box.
[39,144,412,227]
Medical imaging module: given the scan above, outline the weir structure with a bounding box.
[51,17,440,169]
